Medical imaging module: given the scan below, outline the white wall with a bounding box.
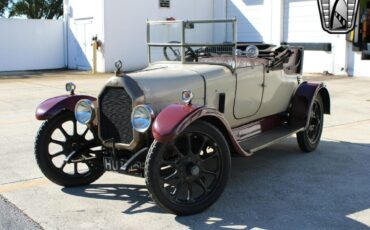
[283,0,347,75]
[65,0,105,72]
[0,19,65,72]
[347,43,370,77]
[103,0,214,72]
[227,0,272,43]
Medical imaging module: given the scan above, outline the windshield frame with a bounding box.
[146,19,237,65]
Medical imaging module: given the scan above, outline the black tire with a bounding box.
[297,94,324,153]
[35,111,105,187]
[145,121,231,216]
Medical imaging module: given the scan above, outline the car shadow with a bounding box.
[62,138,370,229]
[62,183,162,215]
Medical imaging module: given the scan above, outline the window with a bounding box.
[160,0,170,8]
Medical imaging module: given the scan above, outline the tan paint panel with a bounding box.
[129,65,205,113]
[234,66,264,118]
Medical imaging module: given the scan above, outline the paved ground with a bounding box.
[0,195,41,230]
[0,71,369,229]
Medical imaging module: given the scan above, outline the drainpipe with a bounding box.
[63,0,69,69]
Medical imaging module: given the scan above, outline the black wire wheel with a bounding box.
[35,111,105,187]
[145,121,231,215]
[297,94,324,153]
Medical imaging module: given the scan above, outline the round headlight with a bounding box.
[75,99,95,125]
[131,105,154,133]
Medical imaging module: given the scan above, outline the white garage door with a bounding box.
[227,0,271,42]
[283,0,335,73]
[283,0,334,42]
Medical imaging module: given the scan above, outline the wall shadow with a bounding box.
[227,0,264,42]
[62,138,370,229]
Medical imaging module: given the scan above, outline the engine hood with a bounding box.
[126,64,206,112]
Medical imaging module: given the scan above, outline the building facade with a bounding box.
[65,0,370,77]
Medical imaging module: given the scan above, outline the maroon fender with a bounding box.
[152,104,250,156]
[152,104,200,143]
[290,82,330,128]
[35,95,96,120]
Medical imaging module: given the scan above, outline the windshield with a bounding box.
[147,19,237,65]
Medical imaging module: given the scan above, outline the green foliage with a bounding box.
[0,0,11,16]
[8,0,63,19]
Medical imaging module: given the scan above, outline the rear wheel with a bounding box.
[145,121,231,215]
[35,111,105,187]
[297,94,324,152]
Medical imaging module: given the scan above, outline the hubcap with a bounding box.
[190,165,200,176]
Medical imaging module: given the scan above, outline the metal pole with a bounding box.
[233,18,237,70]
[147,20,152,64]
[181,21,186,63]
[92,41,97,74]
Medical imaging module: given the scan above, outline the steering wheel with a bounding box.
[163,41,198,62]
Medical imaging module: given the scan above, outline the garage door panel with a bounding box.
[284,0,335,73]
[284,0,332,43]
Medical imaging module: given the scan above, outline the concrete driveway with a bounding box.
[0,72,369,230]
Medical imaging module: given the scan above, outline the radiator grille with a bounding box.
[99,87,133,144]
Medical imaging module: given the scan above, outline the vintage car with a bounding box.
[35,19,330,215]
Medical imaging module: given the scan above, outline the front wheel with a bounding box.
[35,111,105,187]
[297,94,324,152]
[145,121,231,216]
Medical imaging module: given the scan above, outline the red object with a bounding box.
[290,82,330,128]
[166,17,176,21]
[35,95,96,120]
[152,104,251,155]
[152,104,199,143]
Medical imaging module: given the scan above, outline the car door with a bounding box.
[233,65,265,119]
[257,69,298,116]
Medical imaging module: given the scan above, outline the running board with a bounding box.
[238,125,304,153]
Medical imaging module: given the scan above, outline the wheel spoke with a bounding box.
[72,120,77,136]
[185,134,192,155]
[60,161,67,170]
[186,183,194,201]
[196,178,207,193]
[170,181,182,196]
[163,171,178,182]
[202,169,217,176]
[161,160,177,168]
[58,126,70,138]
[201,151,218,162]
[171,144,184,158]
[81,127,89,138]
[74,163,79,174]
[89,149,102,154]
[85,162,92,170]
[50,139,65,146]
[51,151,65,158]
[198,136,208,154]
